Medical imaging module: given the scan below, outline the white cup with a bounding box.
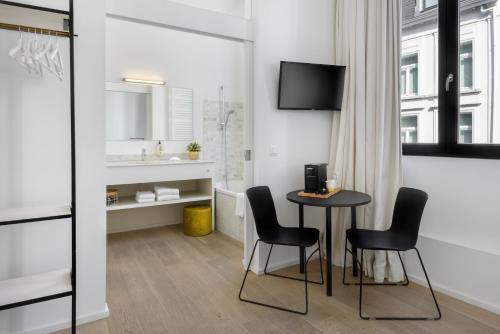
[326,179,337,192]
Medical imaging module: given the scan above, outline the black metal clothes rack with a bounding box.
[0,0,76,333]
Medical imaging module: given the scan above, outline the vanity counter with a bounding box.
[106,159,215,168]
[106,158,215,234]
[106,159,214,186]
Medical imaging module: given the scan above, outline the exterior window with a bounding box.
[460,42,473,89]
[401,115,418,143]
[401,55,418,96]
[459,112,473,144]
[402,0,500,157]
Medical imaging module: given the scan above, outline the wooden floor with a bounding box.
[62,225,500,334]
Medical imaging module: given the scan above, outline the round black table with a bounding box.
[287,190,371,296]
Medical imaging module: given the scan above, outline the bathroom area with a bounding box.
[104,4,252,246]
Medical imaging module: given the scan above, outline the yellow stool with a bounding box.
[183,205,212,237]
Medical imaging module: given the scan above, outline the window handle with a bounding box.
[445,73,454,92]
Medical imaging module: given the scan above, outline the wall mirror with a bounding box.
[105,82,193,141]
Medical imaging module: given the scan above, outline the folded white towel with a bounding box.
[136,191,155,200]
[136,197,155,203]
[156,194,181,202]
[154,186,180,196]
[235,193,245,218]
[135,191,155,203]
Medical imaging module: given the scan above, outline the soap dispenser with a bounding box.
[156,141,163,157]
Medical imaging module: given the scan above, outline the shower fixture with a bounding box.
[219,86,235,189]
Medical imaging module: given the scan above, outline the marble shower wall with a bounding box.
[203,100,244,183]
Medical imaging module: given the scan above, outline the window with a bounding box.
[401,115,418,143]
[460,42,473,89]
[421,0,438,10]
[459,112,472,144]
[401,0,500,159]
[401,55,418,96]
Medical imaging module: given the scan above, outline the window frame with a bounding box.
[459,40,473,90]
[401,113,419,143]
[419,0,438,12]
[458,109,473,144]
[403,0,500,159]
[401,53,419,97]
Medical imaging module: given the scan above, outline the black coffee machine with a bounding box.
[304,163,328,194]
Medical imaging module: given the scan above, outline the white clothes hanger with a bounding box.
[49,35,64,80]
[8,27,23,58]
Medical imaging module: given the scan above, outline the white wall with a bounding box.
[252,0,335,269]
[167,0,249,17]
[250,0,500,316]
[0,0,107,333]
[105,16,246,155]
[403,156,500,314]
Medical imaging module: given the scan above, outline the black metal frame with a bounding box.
[343,240,441,320]
[0,1,76,333]
[0,214,72,226]
[239,239,324,315]
[342,237,409,287]
[403,0,500,159]
[69,0,77,332]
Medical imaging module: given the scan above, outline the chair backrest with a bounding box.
[389,187,428,247]
[246,186,281,238]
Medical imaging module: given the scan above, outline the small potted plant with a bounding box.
[187,142,201,160]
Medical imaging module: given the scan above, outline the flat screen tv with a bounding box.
[278,61,346,110]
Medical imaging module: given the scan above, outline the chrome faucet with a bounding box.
[141,148,147,161]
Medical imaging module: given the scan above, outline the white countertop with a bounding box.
[106,159,215,168]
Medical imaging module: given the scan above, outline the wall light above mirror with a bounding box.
[105,82,193,142]
[122,77,166,86]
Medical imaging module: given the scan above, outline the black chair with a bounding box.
[343,187,441,320]
[239,186,324,315]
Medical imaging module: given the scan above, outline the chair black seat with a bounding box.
[261,227,319,247]
[346,228,414,251]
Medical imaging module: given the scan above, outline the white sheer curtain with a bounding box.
[328,0,403,282]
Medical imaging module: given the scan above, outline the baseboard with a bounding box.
[107,221,180,234]
[405,235,500,316]
[254,253,320,275]
[25,304,110,334]
[407,274,500,315]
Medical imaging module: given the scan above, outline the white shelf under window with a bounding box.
[0,205,72,225]
[0,269,72,309]
[106,191,212,212]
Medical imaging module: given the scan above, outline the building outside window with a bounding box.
[460,41,473,89]
[401,115,418,143]
[401,54,419,96]
[421,0,438,11]
[459,111,473,144]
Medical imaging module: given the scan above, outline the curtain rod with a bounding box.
[0,22,69,37]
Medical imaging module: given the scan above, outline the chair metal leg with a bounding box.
[342,236,348,285]
[238,239,260,301]
[354,247,442,320]
[239,240,310,315]
[397,251,410,286]
[359,250,366,319]
[264,240,324,285]
[414,247,442,320]
[343,240,409,286]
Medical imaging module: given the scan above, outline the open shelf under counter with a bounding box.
[106,191,212,211]
[106,160,214,233]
